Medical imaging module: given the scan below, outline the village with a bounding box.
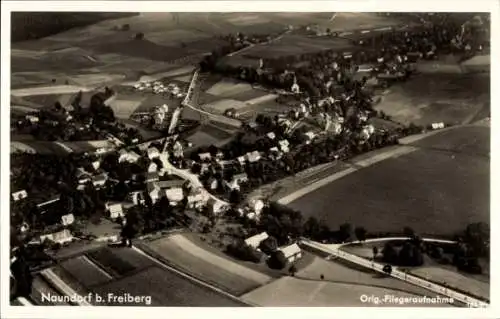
[8,11,491,309]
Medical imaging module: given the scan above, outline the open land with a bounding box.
[375,68,490,126]
[287,126,489,236]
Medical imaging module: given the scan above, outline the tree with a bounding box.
[135,32,145,40]
[403,226,415,238]
[288,264,298,277]
[354,226,367,242]
[303,217,321,239]
[259,236,278,255]
[226,240,262,263]
[338,223,352,242]
[121,24,130,31]
[267,250,288,270]
[372,246,379,260]
[382,242,398,263]
[383,264,392,275]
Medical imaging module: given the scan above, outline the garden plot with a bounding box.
[85,248,138,278]
[60,256,113,287]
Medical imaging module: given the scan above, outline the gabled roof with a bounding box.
[244,232,269,248]
[279,243,301,258]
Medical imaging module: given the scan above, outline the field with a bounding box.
[41,246,246,306]
[375,68,490,126]
[287,126,489,236]
[241,249,460,306]
[142,234,271,295]
[409,266,489,299]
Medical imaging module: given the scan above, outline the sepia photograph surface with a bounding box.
[2,1,496,318]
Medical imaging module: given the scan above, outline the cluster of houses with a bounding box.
[245,231,303,264]
[134,80,185,98]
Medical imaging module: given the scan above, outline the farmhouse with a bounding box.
[61,213,75,226]
[25,114,39,123]
[279,243,303,263]
[12,190,28,201]
[244,232,269,249]
[165,187,184,205]
[237,156,246,165]
[40,229,73,245]
[105,202,124,219]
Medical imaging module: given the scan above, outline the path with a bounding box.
[300,239,488,308]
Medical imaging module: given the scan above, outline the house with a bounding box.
[25,114,39,123]
[173,141,184,158]
[198,152,212,161]
[12,190,28,201]
[266,132,276,140]
[246,151,261,163]
[61,213,74,226]
[165,187,184,205]
[237,156,246,165]
[431,122,445,130]
[158,179,185,189]
[76,167,91,184]
[118,149,140,163]
[40,229,73,245]
[128,191,145,205]
[249,199,264,217]
[208,177,218,190]
[92,173,108,187]
[304,131,316,143]
[268,147,282,160]
[91,160,100,171]
[147,182,161,204]
[244,232,269,249]
[148,162,158,173]
[278,139,290,153]
[187,193,207,209]
[279,243,303,263]
[105,202,124,219]
[147,147,160,160]
[216,151,224,159]
[145,172,160,183]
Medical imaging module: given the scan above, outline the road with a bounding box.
[300,238,488,308]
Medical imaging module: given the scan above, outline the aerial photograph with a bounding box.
[8,11,490,308]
